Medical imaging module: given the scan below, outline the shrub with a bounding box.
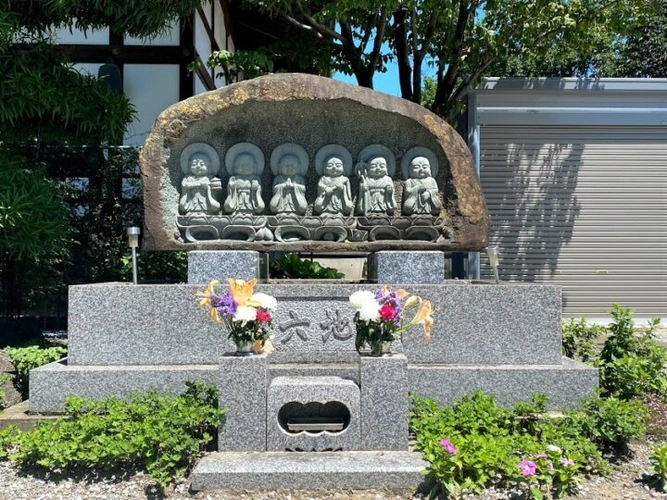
[269,253,344,279]
[3,343,67,397]
[565,394,648,450]
[4,381,224,488]
[561,317,604,362]
[597,305,666,400]
[649,443,667,492]
[410,392,604,499]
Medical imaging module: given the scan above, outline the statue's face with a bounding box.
[368,157,388,178]
[410,157,432,179]
[279,155,300,175]
[189,153,210,176]
[234,153,256,175]
[325,157,344,177]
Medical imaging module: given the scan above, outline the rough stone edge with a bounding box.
[140,73,489,252]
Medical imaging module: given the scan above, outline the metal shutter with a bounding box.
[479,126,667,318]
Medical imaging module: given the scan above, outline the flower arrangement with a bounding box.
[197,279,276,354]
[349,287,433,356]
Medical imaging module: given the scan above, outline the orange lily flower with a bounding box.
[410,299,434,345]
[228,278,260,307]
[196,280,220,308]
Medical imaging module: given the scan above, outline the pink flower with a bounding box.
[535,453,547,459]
[256,310,271,323]
[439,438,457,454]
[379,304,396,321]
[519,460,537,476]
[560,457,575,467]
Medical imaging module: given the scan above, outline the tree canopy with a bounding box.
[243,0,658,119]
[0,0,205,318]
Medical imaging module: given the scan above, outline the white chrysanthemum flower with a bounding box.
[233,305,257,323]
[358,301,381,322]
[349,290,377,311]
[251,292,277,310]
[546,445,562,454]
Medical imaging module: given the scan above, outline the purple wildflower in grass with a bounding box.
[439,438,457,454]
[519,459,537,476]
[216,289,237,316]
[535,452,548,459]
[560,457,575,467]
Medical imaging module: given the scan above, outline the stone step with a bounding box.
[190,451,427,491]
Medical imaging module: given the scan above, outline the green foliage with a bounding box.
[597,305,666,400]
[597,0,667,77]
[120,252,188,283]
[0,160,72,317]
[206,50,275,84]
[649,443,667,492]
[0,425,19,460]
[6,0,204,39]
[269,253,344,279]
[410,392,605,498]
[244,0,647,120]
[561,317,604,363]
[3,343,67,398]
[0,373,10,409]
[0,165,70,260]
[4,381,224,488]
[565,394,648,449]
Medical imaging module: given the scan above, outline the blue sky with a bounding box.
[333,64,402,97]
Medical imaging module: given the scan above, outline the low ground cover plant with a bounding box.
[3,342,67,398]
[0,381,223,488]
[409,391,649,499]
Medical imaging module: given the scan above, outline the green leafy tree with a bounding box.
[599,0,667,77]
[241,0,651,120]
[0,1,205,318]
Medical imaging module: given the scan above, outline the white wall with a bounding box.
[123,64,180,147]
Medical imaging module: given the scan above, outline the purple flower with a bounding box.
[560,457,575,467]
[439,438,457,454]
[216,290,237,317]
[535,453,548,459]
[519,460,537,476]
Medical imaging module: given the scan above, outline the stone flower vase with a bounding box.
[235,340,254,356]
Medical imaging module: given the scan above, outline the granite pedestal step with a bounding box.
[190,451,427,491]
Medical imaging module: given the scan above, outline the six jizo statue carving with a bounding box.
[176,141,448,244]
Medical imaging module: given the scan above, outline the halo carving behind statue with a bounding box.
[224,142,265,175]
[314,144,353,176]
[180,142,221,175]
[356,144,396,177]
[269,143,309,175]
[401,146,439,179]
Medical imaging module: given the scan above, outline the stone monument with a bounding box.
[29,73,597,491]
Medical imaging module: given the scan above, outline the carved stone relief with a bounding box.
[355,145,397,216]
[223,143,265,215]
[401,146,442,216]
[176,142,450,245]
[178,143,222,215]
[313,144,354,217]
[269,143,309,216]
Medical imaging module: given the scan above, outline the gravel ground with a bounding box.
[1,441,666,500]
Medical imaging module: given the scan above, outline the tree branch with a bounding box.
[393,7,413,100]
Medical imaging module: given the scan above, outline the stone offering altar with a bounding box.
[29,74,597,491]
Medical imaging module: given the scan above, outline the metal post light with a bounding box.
[126,226,141,285]
[486,246,500,284]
